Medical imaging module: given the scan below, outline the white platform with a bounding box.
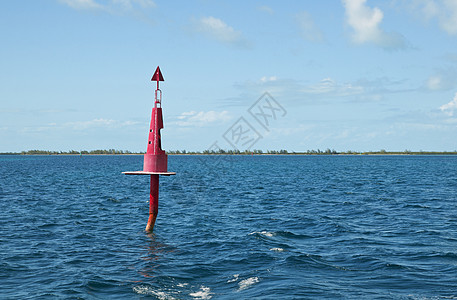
[122,171,176,176]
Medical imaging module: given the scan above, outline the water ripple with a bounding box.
[2,155,457,298]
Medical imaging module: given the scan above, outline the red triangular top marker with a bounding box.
[151,66,164,81]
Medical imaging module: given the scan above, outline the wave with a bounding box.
[133,285,177,300]
[270,247,285,252]
[189,286,213,299]
[249,231,274,237]
[238,277,260,291]
[227,274,239,283]
[249,230,312,239]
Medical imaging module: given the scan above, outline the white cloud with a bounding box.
[412,0,457,35]
[193,16,249,47]
[177,111,197,119]
[111,0,155,9]
[419,0,439,18]
[425,68,457,91]
[58,0,103,10]
[427,75,442,90]
[59,0,155,12]
[128,0,155,8]
[440,0,457,34]
[260,76,277,82]
[304,77,364,96]
[234,76,411,106]
[296,11,324,42]
[175,110,231,127]
[342,0,384,43]
[70,118,115,129]
[65,118,138,130]
[440,93,457,116]
[258,5,274,14]
[58,0,157,25]
[342,0,406,49]
[15,118,138,134]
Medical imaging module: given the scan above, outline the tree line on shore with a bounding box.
[1,149,457,155]
[1,149,137,155]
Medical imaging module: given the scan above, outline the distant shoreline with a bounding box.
[2,150,457,156]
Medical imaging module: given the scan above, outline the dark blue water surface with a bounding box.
[1,155,457,299]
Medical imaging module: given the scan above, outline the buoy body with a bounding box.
[123,66,175,232]
[143,106,168,172]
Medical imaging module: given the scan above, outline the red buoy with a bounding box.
[123,66,175,232]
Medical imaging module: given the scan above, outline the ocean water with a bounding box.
[1,155,457,299]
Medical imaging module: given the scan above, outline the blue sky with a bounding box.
[1,0,457,152]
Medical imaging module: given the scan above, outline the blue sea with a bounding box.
[1,155,457,299]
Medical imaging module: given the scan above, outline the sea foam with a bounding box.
[189,286,212,299]
[133,285,176,300]
[238,277,259,291]
[270,247,285,252]
[249,231,274,237]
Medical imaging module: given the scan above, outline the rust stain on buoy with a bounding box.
[123,66,176,232]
